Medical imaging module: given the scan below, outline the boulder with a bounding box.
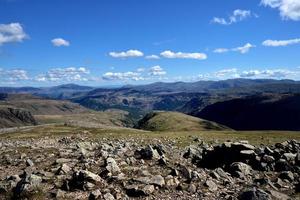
[106,157,121,175]
[103,193,115,200]
[150,175,165,187]
[205,180,218,192]
[279,171,294,182]
[229,162,252,178]
[238,188,271,200]
[134,145,160,160]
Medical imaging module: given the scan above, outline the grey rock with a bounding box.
[56,163,71,175]
[179,165,192,181]
[80,170,103,184]
[230,162,252,178]
[103,192,115,200]
[188,183,197,193]
[269,190,290,200]
[135,145,160,160]
[26,159,34,167]
[261,155,275,163]
[283,153,297,162]
[55,158,72,164]
[205,180,218,192]
[89,189,102,200]
[238,188,271,200]
[143,185,155,195]
[150,175,165,187]
[106,157,121,175]
[56,189,66,199]
[279,171,294,182]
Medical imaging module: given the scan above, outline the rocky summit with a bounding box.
[0,135,299,200]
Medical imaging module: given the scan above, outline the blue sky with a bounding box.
[0,0,300,86]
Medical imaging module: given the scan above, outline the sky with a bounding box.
[0,0,300,86]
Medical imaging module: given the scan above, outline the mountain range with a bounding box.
[1,78,300,130]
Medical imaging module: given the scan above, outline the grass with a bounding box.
[137,111,231,132]
[34,109,133,128]
[1,123,300,147]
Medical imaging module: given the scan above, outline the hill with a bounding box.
[197,94,300,131]
[136,111,230,131]
[0,93,89,115]
[0,106,37,128]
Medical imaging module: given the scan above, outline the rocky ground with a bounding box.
[0,133,299,200]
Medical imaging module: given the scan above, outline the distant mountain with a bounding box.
[2,79,300,130]
[125,79,298,94]
[196,94,300,131]
[0,84,95,99]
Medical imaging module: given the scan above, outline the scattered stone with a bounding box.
[143,185,155,195]
[205,180,218,192]
[56,163,71,175]
[103,192,115,200]
[135,145,160,160]
[26,159,34,167]
[150,175,165,187]
[89,189,102,200]
[106,157,121,175]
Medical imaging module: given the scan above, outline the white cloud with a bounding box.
[160,50,207,60]
[214,68,239,78]
[261,0,300,21]
[213,48,229,53]
[109,50,144,58]
[212,9,253,25]
[232,43,255,54]
[102,71,143,81]
[145,55,160,59]
[36,67,90,82]
[0,23,28,45]
[194,67,300,81]
[102,65,167,81]
[137,68,145,72]
[51,38,70,47]
[214,43,255,54]
[0,68,29,82]
[149,65,167,76]
[240,69,298,78]
[262,38,300,46]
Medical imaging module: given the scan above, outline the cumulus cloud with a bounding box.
[137,68,145,72]
[149,65,167,76]
[160,50,207,60]
[240,69,298,78]
[212,9,253,25]
[102,66,167,81]
[145,55,160,59]
[261,0,300,21]
[0,23,28,45]
[232,43,256,54]
[195,67,300,81]
[0,68,29,82]
[51,38,70,47]
[214,43,255,54]
[102,71,143,81]
[262,38,300,46]
[109,50,144,58]
[214,68,239,79]
[213,48,229,53]
[36,67,90,82]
